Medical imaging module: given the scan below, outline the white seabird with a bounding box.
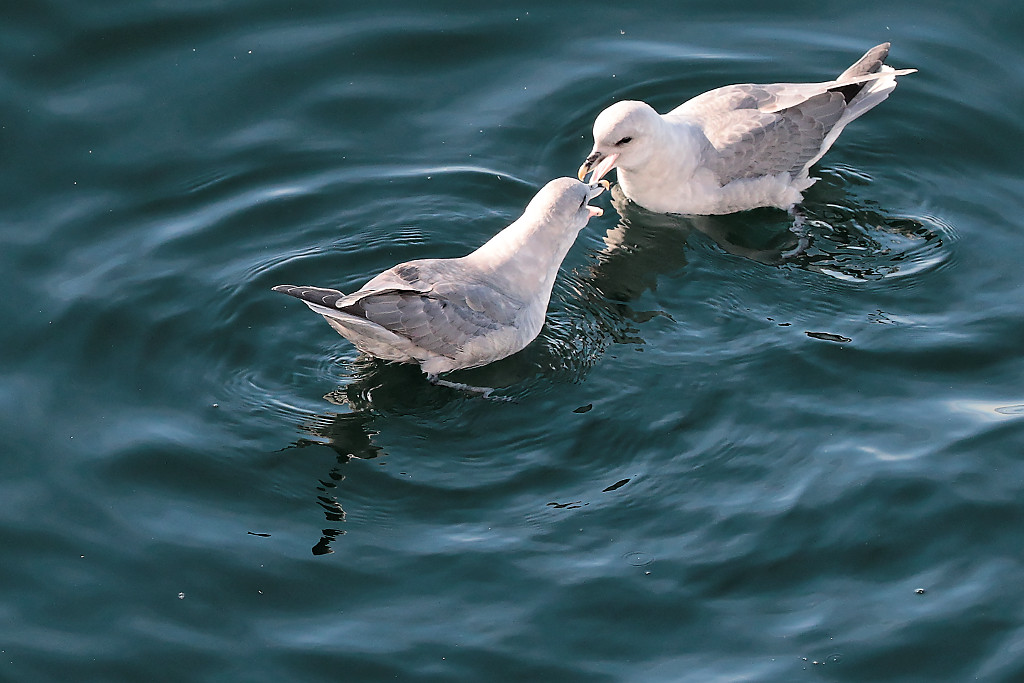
[273,177,607,384]
[578,43,915,216]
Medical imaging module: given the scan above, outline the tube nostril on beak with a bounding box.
[578,152,602,181]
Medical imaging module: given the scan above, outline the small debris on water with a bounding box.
[602,478,630,492]
[806,331,851,343]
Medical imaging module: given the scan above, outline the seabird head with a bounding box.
[578,100,661,183]
[526,177,609,233]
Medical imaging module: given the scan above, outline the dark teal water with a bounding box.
[4,1,1024,680]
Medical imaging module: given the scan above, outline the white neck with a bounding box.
[630,117,704,178]
[618,119,716,213]
[464,213,578,302]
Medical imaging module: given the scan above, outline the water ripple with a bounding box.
[5,3,1024,682]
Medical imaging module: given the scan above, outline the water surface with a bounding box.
[3,1,1024,681]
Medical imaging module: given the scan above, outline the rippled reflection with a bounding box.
[788,167,953,281]
[284,406,381,555]
[596,174,951,284]
[282,351,540,554]
[597,183,802,275]
[553,184,803,371]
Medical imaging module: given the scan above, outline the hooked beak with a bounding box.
[578,151,620,184]
[584,179,609,218]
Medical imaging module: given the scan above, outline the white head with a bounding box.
[524,177,607,234]
[468,177,607,273]
[578,100,662,183]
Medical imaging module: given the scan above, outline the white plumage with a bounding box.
[578,43,915,215]
[274,177,606,379]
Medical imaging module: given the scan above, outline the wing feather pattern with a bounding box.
[278,259,524,361]
[672,83,849,182]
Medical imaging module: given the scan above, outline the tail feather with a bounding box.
[273,284,425,364]
[799,45,914,174]
[272,284,346,309]
[838,42,890,81]
[832,42,891,104]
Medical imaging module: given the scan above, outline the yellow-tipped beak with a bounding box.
[579,152,619,184]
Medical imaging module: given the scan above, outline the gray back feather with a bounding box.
[677,83,848,182]
[340,260,523,360]
[668,43,897,183]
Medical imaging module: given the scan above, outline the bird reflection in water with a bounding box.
[284,355,527,555]
[565,183,798,344]
[286,402,381,556]
[587,176,943,291]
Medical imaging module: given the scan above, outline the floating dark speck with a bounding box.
[806,331,851,343]
[573,403,593,414]
[602,478,630,492]
[547,501,586,509]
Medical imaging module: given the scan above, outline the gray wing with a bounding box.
[342,262,524,359]
[672,83,848,182]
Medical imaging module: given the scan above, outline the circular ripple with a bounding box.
[798,204,955,283]
[623,551,654,567]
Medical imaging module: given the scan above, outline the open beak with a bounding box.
[578,151,620,183]
[584,179,609,218]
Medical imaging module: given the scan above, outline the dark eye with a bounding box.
[615,136,633,146]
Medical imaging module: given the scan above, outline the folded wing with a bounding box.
[671,44,914,185]
[274,260,523,361]
[673,83,851,183]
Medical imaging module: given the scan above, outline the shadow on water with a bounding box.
[587,184,798,299]
[787,168,952,282]
[589,169,949,292]
[277,306,644,555]
[283,407,381,555]
[278,357,461,555]
[278,352,560,555]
